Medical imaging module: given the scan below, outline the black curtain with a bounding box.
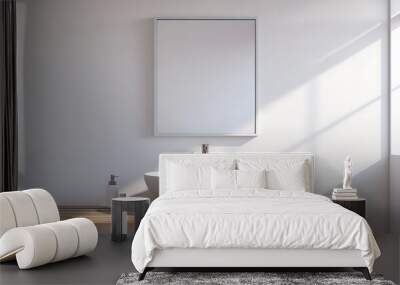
[0,0,18,192]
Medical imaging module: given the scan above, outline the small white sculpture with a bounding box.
[342,156,353,189]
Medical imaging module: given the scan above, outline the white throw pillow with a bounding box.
[236,169,267,189]
[167,162,212,191]
[211,169,237,190]
[267,163,306,191]
[237,159,309,191]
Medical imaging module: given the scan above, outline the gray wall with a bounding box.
[390,0,400,280]
[391,0,400,234]
[18,0,390,234]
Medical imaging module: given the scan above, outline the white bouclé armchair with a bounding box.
[0,189,98,269]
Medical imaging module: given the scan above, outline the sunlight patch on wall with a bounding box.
[259,37,384,176]
[259,84,308,150]
[315,40,381,130]
[313,97,382,175]
[317,23,383,64]
[313,39,383,173]
[391,15,400,155]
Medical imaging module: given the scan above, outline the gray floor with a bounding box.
[1,234,398,285]
[0,234,133,285]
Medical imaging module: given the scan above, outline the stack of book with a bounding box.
[332,188,358,200]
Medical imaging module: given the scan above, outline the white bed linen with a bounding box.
[131,190,380,273]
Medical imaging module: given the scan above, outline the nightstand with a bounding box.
[111,197,150,242]
[332,198,366,218]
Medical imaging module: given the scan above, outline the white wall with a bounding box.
[18,0,389,233]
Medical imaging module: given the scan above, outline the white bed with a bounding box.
[131,153,380,280]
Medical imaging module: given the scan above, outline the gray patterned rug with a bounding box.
[116,272,396,285]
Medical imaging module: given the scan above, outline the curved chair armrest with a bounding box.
[0,226,57,269]
[0,218,98,269]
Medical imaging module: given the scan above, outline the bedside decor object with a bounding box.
[332,198,366,218]
[106,174,119,207]
[144,172,159,201]
[112,197,150,242]
[0,189,98,269]
[332,188,358,200]
[332,156,358,200]
[343,156,353,189]
[202,144,209,154]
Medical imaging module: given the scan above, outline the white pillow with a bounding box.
[237,159,308,191]
[236,169,267,189]
[267,163,306,191]
[211,169,237,190]
[167,162,211,191]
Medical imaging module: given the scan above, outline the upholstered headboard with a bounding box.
[159,152,314,195]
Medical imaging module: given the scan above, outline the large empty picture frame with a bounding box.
[155,18,257,136]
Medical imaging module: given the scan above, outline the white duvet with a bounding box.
[131,190,380,273]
